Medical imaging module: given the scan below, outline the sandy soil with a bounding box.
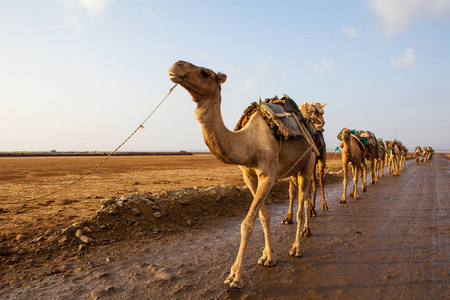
[0,153,448,299]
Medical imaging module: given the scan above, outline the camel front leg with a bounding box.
[351,165,360,199]
[340,161,348,203]
[317,159,328,211]
[282,176,297,224]
[360,161,367,192]
[257,203,276,267]
[310,166,318,217]
[224,176,274,289]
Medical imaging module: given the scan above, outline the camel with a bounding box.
[385,140,401,176]
[415,146,422,164]
[400,144,408,171]
[169,61,317,289]
[282,101,327,221]
[358,130,379,184]
[376,138,387,178]
[337,128,366,203]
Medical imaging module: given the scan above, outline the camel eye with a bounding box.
[200,69,210,78]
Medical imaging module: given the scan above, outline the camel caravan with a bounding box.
[415,146,435,165]
[168,61,414,289]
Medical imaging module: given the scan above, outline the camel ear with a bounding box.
[322,103,326,108]
[217,73,227,84]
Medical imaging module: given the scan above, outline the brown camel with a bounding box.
[282,101,327,221]
[385,140,401,176]
[169,61,316,289]
[400,143,408,170]
[338,128,366,203]
[359,130,379,184]
[376,138,387,178]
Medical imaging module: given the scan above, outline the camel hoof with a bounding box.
[322,204,328,211]
[339,199,347,203]
[224,276,244,289]
[301,227,311,237]
[258,256,276,267]
[289,247,303,257]
[362,187,367,192]
[281,218,294,225]
[354,195,360,200]
[310,209,317,218]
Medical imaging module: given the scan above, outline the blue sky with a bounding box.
[1,0,449,152]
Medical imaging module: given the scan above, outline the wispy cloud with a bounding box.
[313,58,341,74]
[64,15,82,31]
[341,26,358,37]
[63,0,115,14]
[391,48,416,68]
[367,0,450,37]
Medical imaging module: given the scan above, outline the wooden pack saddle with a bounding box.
[234,95,316,140]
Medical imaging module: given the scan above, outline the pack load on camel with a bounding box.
[337,128,365,150]
[235,95,321,155]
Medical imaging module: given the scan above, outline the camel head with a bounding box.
[337,127,351,141]
[300,102,326,131]
[169,61,227,103]
[385,140,392,151]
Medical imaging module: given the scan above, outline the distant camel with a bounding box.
[376,138,387,178]
[338,128,366,203]
[400,144,408,170]
[385,140,401,176]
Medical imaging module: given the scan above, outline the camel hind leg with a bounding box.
[282,176,298,224]
[289,156,315,257]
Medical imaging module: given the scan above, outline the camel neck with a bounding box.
[194,95,250,166]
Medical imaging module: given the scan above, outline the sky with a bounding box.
[1,0,450,152]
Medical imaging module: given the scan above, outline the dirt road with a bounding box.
[1,155,448,299]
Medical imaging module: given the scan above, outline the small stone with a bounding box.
[45,228,59,237]
[79,244,87,250]
[100,198,116,206]
[16,235,27,242]
[75,229,83,238]
[153,212,162,219]
[108,209,118,215]
[80,235,94,244]
[178,268,190,275]
[48,246,58,251]
[17,249,26,255]
[154,269,174,281]
[105,257,114,263]
[62,225,77,236]
[187,220,193,227]
[0,244,12,256]
[99,225,106,230]
[132,207,141,215]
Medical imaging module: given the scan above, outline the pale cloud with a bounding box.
[313,58,341,74]
[63,0,115,14]
[391,48,416,68]
[368,0,450,36]
[341,26,358,37]
[64,15,82,31]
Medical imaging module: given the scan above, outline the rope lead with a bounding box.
[14,84,178,204]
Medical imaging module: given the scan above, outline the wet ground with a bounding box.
[1,155,449,299]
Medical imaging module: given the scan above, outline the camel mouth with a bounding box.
[168,70,186,83]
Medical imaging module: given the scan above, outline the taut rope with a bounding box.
[7,84,178,204]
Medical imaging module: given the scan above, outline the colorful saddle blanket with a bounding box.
[234,96,315,140]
